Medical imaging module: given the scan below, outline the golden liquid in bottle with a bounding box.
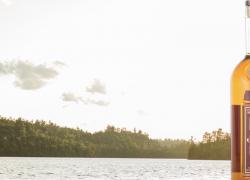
[231,56,250,179]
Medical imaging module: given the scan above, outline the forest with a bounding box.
[188,128,231,160]
[0,116,190,158]
[0,116,230,159]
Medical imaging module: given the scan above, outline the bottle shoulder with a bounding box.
[232,57,250,79]
[231,57,250,105]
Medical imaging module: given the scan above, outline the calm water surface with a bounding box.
[0,157,230,180]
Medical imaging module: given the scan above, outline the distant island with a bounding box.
[0,116,230,160]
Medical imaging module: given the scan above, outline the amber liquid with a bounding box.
[232,56,250,179]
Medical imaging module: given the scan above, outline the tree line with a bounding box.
[188,128,231,160]
[0,116,190,158]
[0,116,230,159]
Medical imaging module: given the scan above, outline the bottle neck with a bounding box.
[246,5,250,55]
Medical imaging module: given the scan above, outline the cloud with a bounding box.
[62,79,109,106]
[0,60,59,90]
[53,61,66,67]
[61,92,109,106]
[86,79,106,94]
[62,92,83,103]
[86,99,109,106]
[1,0,12,6]
[0,62,9,74]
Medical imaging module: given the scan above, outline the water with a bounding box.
[0,157,230,180]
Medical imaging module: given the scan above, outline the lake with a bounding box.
[0,158,230,180]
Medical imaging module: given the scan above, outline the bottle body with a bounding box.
[231,56,250,179]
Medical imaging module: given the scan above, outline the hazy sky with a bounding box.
[0,0,244,140]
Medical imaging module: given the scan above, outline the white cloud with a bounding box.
[0,60,60,90]
[86,79,106,94]
[62,92,109,106]
[62,92,83,103]
[86,99,109,106]
[53,61,66,67]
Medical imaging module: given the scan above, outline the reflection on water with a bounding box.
[0,157,229,180]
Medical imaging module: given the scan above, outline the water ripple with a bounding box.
[0,158,230,180]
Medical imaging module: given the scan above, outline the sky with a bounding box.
[0,0,245,140]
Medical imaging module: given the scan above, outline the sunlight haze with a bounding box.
[0,0,243,140]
